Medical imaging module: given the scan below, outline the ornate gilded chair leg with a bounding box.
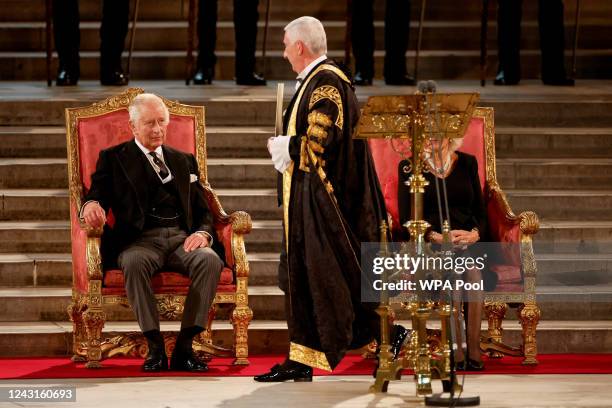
[484,301,507,358]
[67,297,87,362]
[518,301,540,365]
[414,302,433,396]
[202,304,217,346]
[83,308,106,368]
[230,304,253,365]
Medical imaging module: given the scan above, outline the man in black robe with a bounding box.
[254,16,406,382]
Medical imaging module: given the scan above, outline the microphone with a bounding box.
[417,80,438,94]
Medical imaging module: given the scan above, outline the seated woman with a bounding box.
[398,136,491,371]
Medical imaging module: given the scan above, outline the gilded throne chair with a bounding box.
[65,88,253,367]
[369,107,541,365]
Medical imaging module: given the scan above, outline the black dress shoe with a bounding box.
[354,72,373,86]
[235,73,267,86]
[466,358,485,371]
[193,67,214,85]
[385,75,416,86]
[254,363,313,382]
[100,71,129,86]
[142,349,168,372]
[494,72,519,86]
[56,70,79,86]
[542,77,575,86]
[170,349,208,372]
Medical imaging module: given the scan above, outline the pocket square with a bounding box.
[190,174,198,183]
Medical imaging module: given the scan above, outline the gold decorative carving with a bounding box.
[67,294,88,361]
[289,342,332,372]
[309,85,344,129]
[483,301,507,358]
[157,296,185,320]
[518,302,541,365]
[83,309,106,368]
[231,305,253,365]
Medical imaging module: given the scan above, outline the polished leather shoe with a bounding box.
[354,72,373,86]
[193,67,214,85]
[56,70,79,86]
[100,71,129,86]
[170,349,208,372]
[236,72,267,86]
[542,77,575,86]
[254,363,313,382]
[142,349,168,372]
[494,72,519,86]
[385,75,416,86]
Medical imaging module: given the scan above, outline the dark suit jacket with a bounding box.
[83,139,223,268]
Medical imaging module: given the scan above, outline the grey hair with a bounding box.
[284,16,327,56]
[450,137,464,152]
[128,93,169,124]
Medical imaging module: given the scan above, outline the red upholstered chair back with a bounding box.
[77,111,198,192]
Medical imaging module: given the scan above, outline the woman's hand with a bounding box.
[450,229,479,246]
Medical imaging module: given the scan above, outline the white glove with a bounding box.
[268,136,292,173]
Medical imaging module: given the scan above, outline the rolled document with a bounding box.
[275,83,284,136]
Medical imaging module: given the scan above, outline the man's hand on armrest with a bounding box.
[81,201,107,228]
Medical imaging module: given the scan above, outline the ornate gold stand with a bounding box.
[357,92,479,395]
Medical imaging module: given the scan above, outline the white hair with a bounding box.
[284,16,327,56]
[128,93,169,124]
[450,137,464,152]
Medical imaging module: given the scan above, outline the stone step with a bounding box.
[0,158,277,189]
[0,286,610,322]
[536,221,612,254]
[6,156,610,190]
[4,49,612,81]
[2,250,608,288]
[506,190,612,221]
[496,158,612,190]
[0,251,280,288]
[2,319,611,356]
[496,127,612,158]
[3,0,608,23]
[2,81,612,127]
[4,20,611,52]
[1,187,609,225]
[3,126,610,160]
[0,126,274,158]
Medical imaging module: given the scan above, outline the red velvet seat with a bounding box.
[369,107,541,365]
[66,88,253,367]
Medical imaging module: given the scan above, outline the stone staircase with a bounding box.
[2,0,612,80]
[0,81,611,357]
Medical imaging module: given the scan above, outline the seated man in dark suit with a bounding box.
[52,0,129,86]
[80,93,224,372]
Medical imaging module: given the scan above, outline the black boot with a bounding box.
[193,66,214,85]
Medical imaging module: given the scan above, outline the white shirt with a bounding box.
[134,138,173,184]
[295,54,327,90]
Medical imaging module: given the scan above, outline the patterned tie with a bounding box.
[148,152,169,179]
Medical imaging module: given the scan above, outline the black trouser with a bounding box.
[52,0,129,76]
[351,0,411,79]
[497,0,567,82]
[197,0,259,78]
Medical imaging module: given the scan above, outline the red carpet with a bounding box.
[1,354,611,380]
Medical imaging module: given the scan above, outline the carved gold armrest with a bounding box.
[78,221,104,281]
[489,185,539,237]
